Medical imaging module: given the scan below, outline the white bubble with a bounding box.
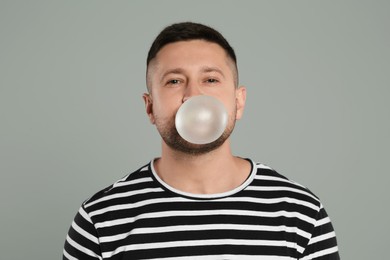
[175,95,228,144]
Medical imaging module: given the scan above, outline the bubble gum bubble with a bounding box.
[175,95,228,144]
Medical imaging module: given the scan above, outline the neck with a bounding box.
[153,140,251,195]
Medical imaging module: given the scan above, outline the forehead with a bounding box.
[151,40,233,70]
[159,39,226,57]
[146,40,238,89]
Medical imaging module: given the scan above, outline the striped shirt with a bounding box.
[63,159,340,259]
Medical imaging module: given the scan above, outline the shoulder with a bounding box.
[82,162,153,208]
[249,161,322,210]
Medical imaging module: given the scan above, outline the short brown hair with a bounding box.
[146,22,238,90]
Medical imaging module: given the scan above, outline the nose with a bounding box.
[182,81,203,102]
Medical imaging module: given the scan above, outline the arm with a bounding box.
[63,205,102,260]
[300,204,340,260]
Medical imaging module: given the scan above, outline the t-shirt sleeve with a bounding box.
[63,205,102,260]
[300,204,340,260]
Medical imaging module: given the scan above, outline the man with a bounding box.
[63,22,340,259]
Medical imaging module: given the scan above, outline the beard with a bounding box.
[154,110,236,156]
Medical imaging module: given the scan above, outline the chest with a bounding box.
[95,198,304,259]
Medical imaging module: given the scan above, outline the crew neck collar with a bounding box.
[149,158,256,199]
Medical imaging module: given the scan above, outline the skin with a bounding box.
[143,40,250,195]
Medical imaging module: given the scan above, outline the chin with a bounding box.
[164,130,231,156]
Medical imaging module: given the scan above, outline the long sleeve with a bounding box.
[63,205,102,260]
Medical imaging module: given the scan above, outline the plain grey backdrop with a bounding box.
[1,0,389,259]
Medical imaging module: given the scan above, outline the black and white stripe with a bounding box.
[63,160,340,259]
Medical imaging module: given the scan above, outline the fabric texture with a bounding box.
[63,159,340,260]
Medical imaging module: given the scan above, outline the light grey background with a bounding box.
[1,0,389,259]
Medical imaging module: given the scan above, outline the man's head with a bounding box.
[146,22,238,92]
[143,22,246,156]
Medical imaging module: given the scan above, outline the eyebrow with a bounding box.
[160,68,185,82]
[200,66,226,78]
[160,66,225,82]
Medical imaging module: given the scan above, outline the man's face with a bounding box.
[144,40,246,155]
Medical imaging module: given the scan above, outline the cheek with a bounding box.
[222,96,238,116]
[152,99,181,119]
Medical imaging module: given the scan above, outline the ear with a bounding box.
[235,86,247,120]
[142,93,155,124]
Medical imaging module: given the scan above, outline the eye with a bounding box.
[205,78,219,83]
[166,79,181,85]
